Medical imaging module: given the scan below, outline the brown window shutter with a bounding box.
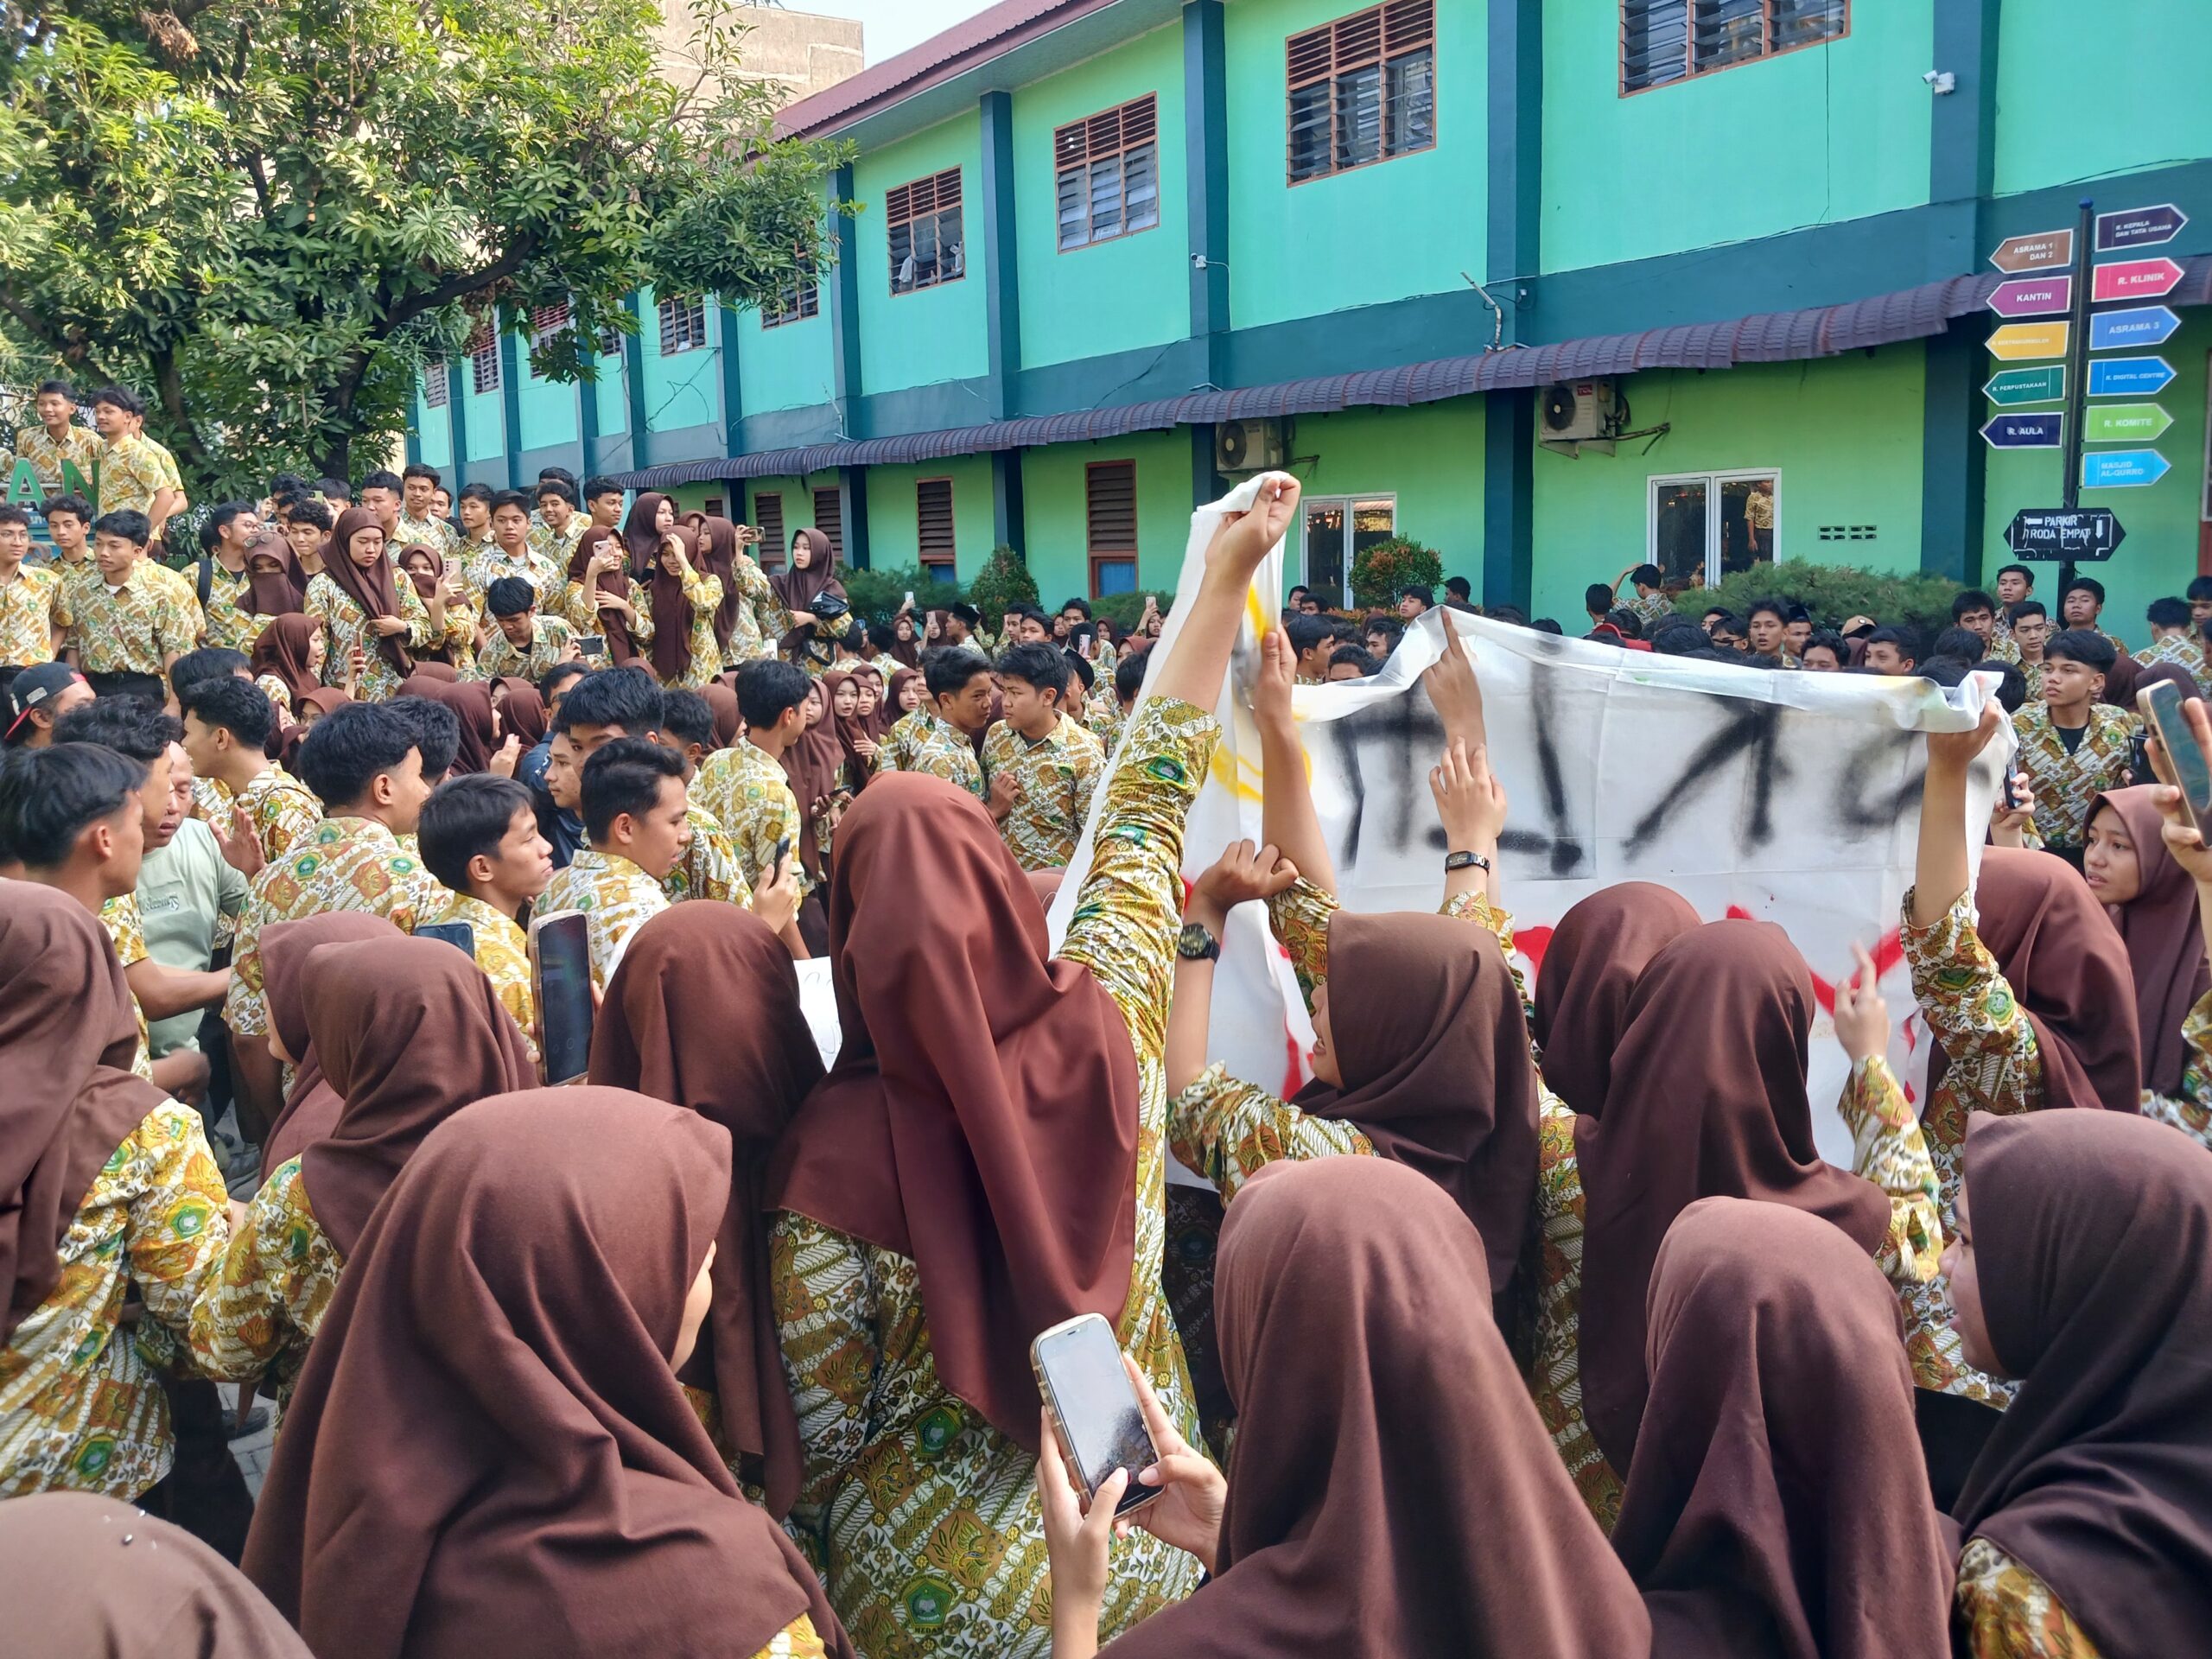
[917,479,957,565]
[811,486,844,563]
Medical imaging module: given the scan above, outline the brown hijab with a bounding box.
[2098,648,2144,707]
[569,524,640,664]
[494,677,547,747]
[257,914,405,1181]
[1961,848,2141,1112]
[772,525,843,614]
[241,1090,851,1659]
[648,524,707,685]
[245,534,306,619]
[2088,785,2209,1097]
[851,662,891,741]
[1613,1198,1953,1659]
[1289,911,1539,1315]
[620,491,671,575]
[887,666,924,726]
[319,506,414,679]
[394,543,442,602]
[1104,1159,1652,1658]
[0,1491,310,1658]
[251,613,321,703]
[1533,881,1702,1114]
[279,687,352,770]
[1,882,167,1343]
[820,668,874,785]
[589,904,823,1517]
[780,681,843,876]
[397,675,498,774]
[294,935,536,1258]
[2131,657,2196,707]
[767,772,1141,1452]
[690,516,745,657]
[1953,1111,2212,1659]
[1577,920,1891,1475]
[702,680,741,748]
[888,613,921,668]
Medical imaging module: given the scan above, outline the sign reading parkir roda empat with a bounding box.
[2006,508,2125,563]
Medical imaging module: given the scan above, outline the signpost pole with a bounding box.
[2057,199,2094,592]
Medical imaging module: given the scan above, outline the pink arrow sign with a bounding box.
[1986,275,2072,318]
[2094,257,2183,304]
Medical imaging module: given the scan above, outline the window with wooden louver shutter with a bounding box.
[1620,0,1847,95]
[1286,0,1435,185]
[917,478,957,575]
[811,486,844,564]
[1054,95,1160,251]
[467,319,499,395]
[1086,461,1139,597]
[887,168,965,295]
[754,493,786,569]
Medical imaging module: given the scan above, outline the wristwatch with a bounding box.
[1444,850,1492,874]
[1176,922,1222,962]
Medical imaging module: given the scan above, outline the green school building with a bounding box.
[408,0,2212,637]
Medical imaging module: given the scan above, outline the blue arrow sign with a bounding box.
[2089,306,2180,350]
[1981,411,2064,449]
[2088,355,2176,397]
[2082,449,2172,489]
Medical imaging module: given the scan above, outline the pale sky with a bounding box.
[810,0,995,64]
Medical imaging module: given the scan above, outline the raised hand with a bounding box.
[1205,474,1300,581]
[753,849,801,937]
[1191,838,1299,932]
[1421,613,1484,744]
[1117,1353,1224,1573]
[214,802,265,879]
[1831,942,1890,1064]
[1252,626,1295,731]
[1430,737,1506,850]
[489,735,522,779]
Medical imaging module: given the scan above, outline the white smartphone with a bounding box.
[1030,1313,1159,1517]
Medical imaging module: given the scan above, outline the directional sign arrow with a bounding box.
[2006,507,2126,562]
[1990,229,2075,273]
[2084,403,2174,443]
[1988,321,2070,360]
[1984,366,2066,406]
[2089,307,2181,351]
[2095,203,2189,252]
[1982,411,2064,448]
[2082,450,2172,489]
[1986,275,2072,318]
[2088,356,2175,397]
[2093,257,2183,304]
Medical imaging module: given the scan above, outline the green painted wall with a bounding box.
[1528,351,1928,625]
[415,392,452,469]
[516,344,581,452]
[1980,315,2209,648]
[1020,429,1197,599]
[734,297,834,416]
[854,118,990,395]
[1012,22,1188,370]
[1284,401,1487,604]
[639,285,722,435]
[1993,0,2212,196]
[865,454,997,578]
[461,369,504,474]
[593,351,630,446]
[1541,2,1931,275]
[1223,0,1487,331]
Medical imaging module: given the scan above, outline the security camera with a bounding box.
[1923,69,1956,93]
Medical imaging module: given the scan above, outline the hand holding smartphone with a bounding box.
[2141,680,2212,833]
[529,909,594,1084]
[1032,1313,1160,1519]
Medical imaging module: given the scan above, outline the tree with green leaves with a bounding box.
[0,0,850,499]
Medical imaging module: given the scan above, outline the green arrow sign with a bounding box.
[1984,366,2065,406]
[2084,403,2174,442]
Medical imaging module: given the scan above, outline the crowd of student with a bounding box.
[2,435,2209,1659]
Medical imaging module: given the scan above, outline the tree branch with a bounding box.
[0,289,125,388]
[378,234,539,334]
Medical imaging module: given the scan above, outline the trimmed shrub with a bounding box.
[966,544,1040,624]
[1669,560,1965,643]
[1351,537,1443,609]
[842,563,958,621]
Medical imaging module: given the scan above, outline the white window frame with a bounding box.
[1299,493,1397,607]
[1646,468,1781,588]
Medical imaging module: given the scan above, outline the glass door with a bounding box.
[1649,470,1778,587]
[1300,496,1396,607]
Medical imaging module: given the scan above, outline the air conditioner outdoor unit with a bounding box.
[1216,418,1287,474]
[1539,378,1619,443]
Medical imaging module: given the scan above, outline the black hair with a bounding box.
[1058,597,1093,619]
[1929,626,1984,666]
[2148,596,2192,631]
[537,467,579,489]
[997,642,1070,701]
[1490,605,1529,628]
[0,505,29,531]
[1863,624,1918,662]
[489,490,531,519]
[554,666,664,736]
[180,676,277,751]
[1629,564,1663,589]
[582,737,683,844]
[582,476,623,503]
[1445,575,1472,599]
[1709,612,1746,636]
[2063,575,2106,605]
[1329,645,1379,677]
[1949,589,1998,621]
[51,696,181,765]
[269,472,309,499]
[401,461,442,485]
[0,743,148,868]
[88,385,144,416]
[294,702,418,810]
[737,658,814,729]
[1285,613,1337,657]
[1063,648,1095,694]
[287,497,334,533]
[538,659,589,700]
[1584,582,1616,615]
[34,378,74,400]
[658,688,715,753]
[168,646,251,701]
[1801,627,1847,664]
[359,469,404,496]
[1530,618,1562,634]
[315,477,351,501]
[1920,659,1970,689]
[1974,660,2030,713]
[2010,599,2048,622]
[533,480,576,507]
[2189,575,2212,604]
[486,576,537,619]
[41,493,92,525]
[866,621,899,655]
[458,482,495,507]
[199,500,257,550]
[924,648,993,702]
[1784,601,1812,625]
[1996,563,2035,588]
[1649,621,1706,656]
[91,509,150,549]
[1114,652,1147,702]
[1744,595,1787,625]
[1365,614,1406,647]
[1009,602,1052,627]
[418,774,536,892]
[1400,584,1433,608]
[1604,607,1644,640]
[2044,629,2118,673]
[385,696,461,781]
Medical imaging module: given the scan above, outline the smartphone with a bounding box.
[529,909,594,1084]
[578,635,607,658]
[415,918,476,960]
[904,589,914,610]
[2001,772,2023,810]
[2141,680,2212,830]
[1031,1313,1160,1518]
[771,834,792,879]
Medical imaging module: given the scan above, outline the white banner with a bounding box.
[1052,477,2013,1170]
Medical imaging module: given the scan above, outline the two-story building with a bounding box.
[410,0,2212,632]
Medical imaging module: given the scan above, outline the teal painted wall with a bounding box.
[1020,429,1197,598]
[415,392,452,469]
[1541,2,1931,275]
[517,338,581,452]
[1276,402,1488,605]
[1528,351,1928,625]
[1993,0,2212,196]
[865,455,997,578]
[461,365,504,474]
[854,118,990,395]
[1980,315,2209,648]
[639,286,723,435]
[594,350,630,447]
[1012,22,1188,370]
[734,295,835,416]
[1223,0,1487,331]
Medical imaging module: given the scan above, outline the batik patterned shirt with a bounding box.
[67,564,198,675]
[896,712,987,801]
[227,765,325,865]
[537,846,667,989]
[93,433,182,519]
[0,1103,229,1499]
[471,615,576,683]
[654,568,727,691]
[770,697,1217,1658]
[719,552,791,667]
[664,804,754,912]
[878,709,931,773]
[2013,702,2139,849]
[392,512,461,560]
[305,570,433,703]
[186,1156,343,1412]
[558,576,656,649]
[195,561,264,653]
[1624,591,1674,629]
[1954,1536,2100,1659]
[980,715,1105,872]
[0,562,66,667]
[14,421,99,497]
[225,817,442,1037]
[430,892,538,1065]
[692,741,808,898]
[2134,631,2210,690]
[459,543,565,609]
[525,514,586,569]
[98,894,155,1079]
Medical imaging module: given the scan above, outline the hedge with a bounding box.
[1669,560,1966,643]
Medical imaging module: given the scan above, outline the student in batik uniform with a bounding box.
[396,543,479,673]
[889,649,992,800]
[690,515,791,669]
[560,525,657,658]
[1946,1111,2212,1659]
[695,660,814,897]
[2133,594,2210,690]
[192,935,534,1410]
[14,379,100,498]
[461,490,566,609]
[474,575,578,683]
[2012,630,2139,855]
[63,509,200,696]
[87,389,186,540]
[2057,575,2132,659]
[525,479,588,568]
[416,774,556,1058]
[876,669,931,772]
[192,502,272,653]
[393,463,461,558]
[981,644,1105,872]
[0,885,231,1500]
[766,480,1297,1658]
[0,503,66,694]
[644,524,728,692]
[305,510,437,703]
[536,738,688,988]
